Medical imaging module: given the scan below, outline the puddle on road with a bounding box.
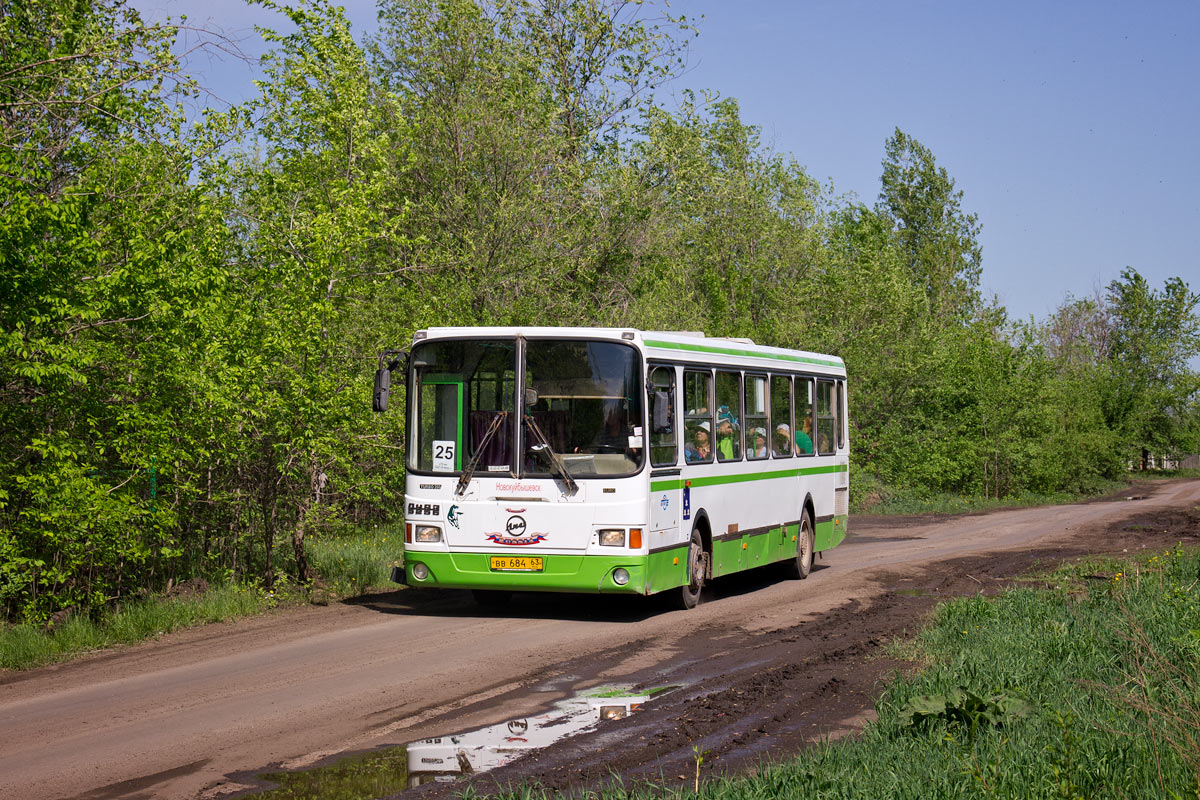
[244,685,674,799]
[250,747,410,800]
[407,685,675,788]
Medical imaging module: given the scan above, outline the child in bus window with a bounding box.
[750,427,768,458]
[685,422,712,462]
[715,406,739,460]
[773,424,792,456]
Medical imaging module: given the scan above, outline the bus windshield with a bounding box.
[407,338,643,477]
[408,339,516,474]
[524,340,643,477]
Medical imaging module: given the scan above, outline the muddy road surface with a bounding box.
[2,480,1198,800]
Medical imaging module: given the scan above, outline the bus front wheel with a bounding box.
[783,512,814,580]
[678,529,706,610]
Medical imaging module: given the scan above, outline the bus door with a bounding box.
[417,378,464,473]
[647,365,682,550]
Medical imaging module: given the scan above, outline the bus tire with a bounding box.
[472,589,513,607]
[783,512,814,580]
[678,529,706,610]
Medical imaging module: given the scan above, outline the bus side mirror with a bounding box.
[373,368,391,413]
[652,390,671,434]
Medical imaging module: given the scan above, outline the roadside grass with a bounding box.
[490,544,1200,800]
[1127,467,1200,481]
[858,488,1089,516]
[851,472,1141,516]
[307,523,403,595]
[0,583,265,671]
[0,524,406,672]
[855,468,1199,516]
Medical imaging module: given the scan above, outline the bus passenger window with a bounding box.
[683,371,714,464]
[715,371,742,462]
[796,377,814,455]
[816,380,836,455]
[837,380,846,450]
[745,375,768,460]
[770,375,793,457]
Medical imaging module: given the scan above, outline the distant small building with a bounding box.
[1132,452,1197,470]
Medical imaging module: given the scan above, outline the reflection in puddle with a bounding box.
[250,746,409,799]
[407,686,671,788]
[243,686,671,799]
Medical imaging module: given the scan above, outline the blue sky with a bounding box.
[137,0,1199,325]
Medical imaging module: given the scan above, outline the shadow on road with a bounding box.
[347,561,833,623]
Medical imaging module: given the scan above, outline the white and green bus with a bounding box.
[372,327,848,608]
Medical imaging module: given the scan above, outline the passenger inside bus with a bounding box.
[795,416,814,454]
[715,406,739,460]
[750,427,768,458]
[773,424,792,456]
[685,422,712,462]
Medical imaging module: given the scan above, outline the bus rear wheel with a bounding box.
[783,512,814,580]
[678,529,706,610]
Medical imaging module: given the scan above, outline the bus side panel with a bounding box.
[745,529,770,569]
[645,544,689,594]
[710,533,743,577]
[813,517,845,551]
[815,480,849,551]
[776,522,800,563]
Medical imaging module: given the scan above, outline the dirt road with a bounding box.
[2,480,1198,800]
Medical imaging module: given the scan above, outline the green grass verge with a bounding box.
[307,523,404,594]
[0,524,407,673]
[858,488,1093,516]
[0,583,266,671]
[854,468,1200,516]
[487,544,1200,800]
[1126,467,1200,481]
[851,473,1137,516]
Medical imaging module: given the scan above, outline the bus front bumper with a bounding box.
[401,551,650,594]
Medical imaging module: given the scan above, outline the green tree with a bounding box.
[368,0,695,325]
[878,128,982,321]
[0,0,235,619]
[226,0,412,585]
[623,92,821,337]
[1103,268,1200,465]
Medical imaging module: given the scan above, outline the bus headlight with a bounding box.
[414,525,442,543]
[598,529,624,547]
[411,562,430,581]
[612,568,630,586]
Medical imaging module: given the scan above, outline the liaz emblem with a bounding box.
[485,515,548,546]
[447,504,462,529]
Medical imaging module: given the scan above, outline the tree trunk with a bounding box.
[292,465,324,585]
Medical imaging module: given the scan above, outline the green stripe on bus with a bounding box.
[650,463,847,492]
[642,339,844,368]
[814,515,848,551]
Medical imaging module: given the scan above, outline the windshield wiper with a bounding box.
[525,416,579,495]
[456,411,509,497]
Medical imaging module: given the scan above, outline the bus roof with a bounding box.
[414,327,846,374]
